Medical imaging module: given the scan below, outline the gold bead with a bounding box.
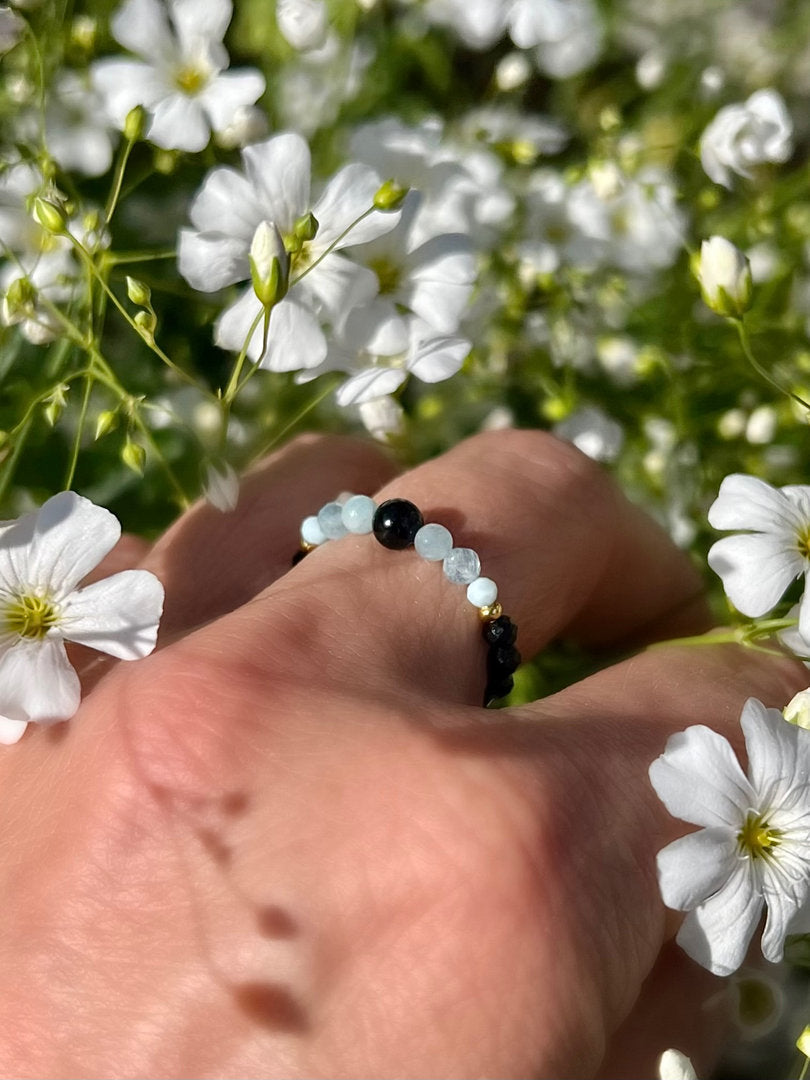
[478,601,502,622]
[300,540,317,552]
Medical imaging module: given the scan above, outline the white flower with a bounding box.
[708,474,810,640]
[178,132,400,370]
[276,0,329,51]
[700,89,793,189]
[697,236,752,318]
[203,462,239,512]
[658,1049,698,1080]
[91,0,265,153]
[301,301,470,405]
[784,687,810,730]
[650,697,810,976]
[0,5,25,54]
[0,491,164,744]
[553,405,624,463]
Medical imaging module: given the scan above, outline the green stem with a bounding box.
[289,207,375,288]
[222,307,265,405]
[252,373,342,459]
[735,318,810,412]
[105,134,137,225]
[0,414,32,510]
[106,249,176,266]
[64,372,94,491]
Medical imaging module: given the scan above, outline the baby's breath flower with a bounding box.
[697,236,752,318]
[650,697,810,975]
[0,492,163,744]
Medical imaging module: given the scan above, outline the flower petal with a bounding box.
[741,697,804,804]
[656,827,737,910]
[111,0,173,60]
[335,367,407,406]
[0,716,28,744]
[177,228,249,292]
[761,883,802,963]
[61,569,164,660]
[260,298,327,371]
[148,94,210,152]
[170,0,231,52]
[676,861,762,975]
[649,724,755,828]
[199,70,266,133]
[707,474,804,533]
[313,164,399,248]
[301,255,378,321]
[91,59,167,127]
[407,331,470,383]
[0,491,121,598]
[242,134,311,235]
[707,533,801,617]
[187,165,265,240]
[0,638,80,724]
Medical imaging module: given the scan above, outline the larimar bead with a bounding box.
[414,523,453,561]
[443,547,480,585]
[466,577,497,607]
[342,494,377,534]
[318,500,348,539]
[373,499,424,549]
[301,515,327,546]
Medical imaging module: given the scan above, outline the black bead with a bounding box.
[372,498,424,550]
[484,675,514,705]
[487,643,521,679]
[291,549,308,566]
[483,615,517,647]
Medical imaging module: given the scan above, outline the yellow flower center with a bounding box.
[174,64,208,95]
[737,810,782,861]
[5,593,60,640]
[368,257,401,295]
[798,525,810,560]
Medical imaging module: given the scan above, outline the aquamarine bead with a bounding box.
[443,547,480,585]
[342,494,377,534]
[317,500,348,539]
[414,523,453,561]
[466,576,498,607]
[301,515,327,546]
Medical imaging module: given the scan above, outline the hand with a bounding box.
[1,430,804,1079]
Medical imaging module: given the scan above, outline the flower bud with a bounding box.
[124,105,146,141]
[373,179,409,212]
[249,220,289,308]
[799,1024,810,1059]
[33,196,67,234]
[2,276,36,322]
[697,236,752,318]
[276,0,329,51]
[43,384,69,427]
[293,211,318,243]
[94,409,118,440]
[784,688,810,729]
[126,276,152,307]
[134,309,157,340]
[121,437,146,475]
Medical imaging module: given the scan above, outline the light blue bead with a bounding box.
[466,577,498,607]
[301,515,327,546]
[414,523,453,561]
[443,547,480,585]
[318,501,348,539]
[342,494,377,534]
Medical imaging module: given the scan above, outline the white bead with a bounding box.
[301,515,327,546]
[342,494,377,534]
[466,577,498,607]
[317,501,348,539]
[414,523,453,561]
[443,547,480,585]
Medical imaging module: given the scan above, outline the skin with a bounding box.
[0,429,805,1079]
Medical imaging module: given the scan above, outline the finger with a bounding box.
[254,428,710,705]
[139,434,396,638]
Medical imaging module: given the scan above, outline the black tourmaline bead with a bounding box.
[487,643,521,679]
[483,615,517,647]
[291,549,309,566]
[372,498,424,550]
[484,675,514,705]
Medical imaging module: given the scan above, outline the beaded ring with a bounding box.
[293,495,521,707]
